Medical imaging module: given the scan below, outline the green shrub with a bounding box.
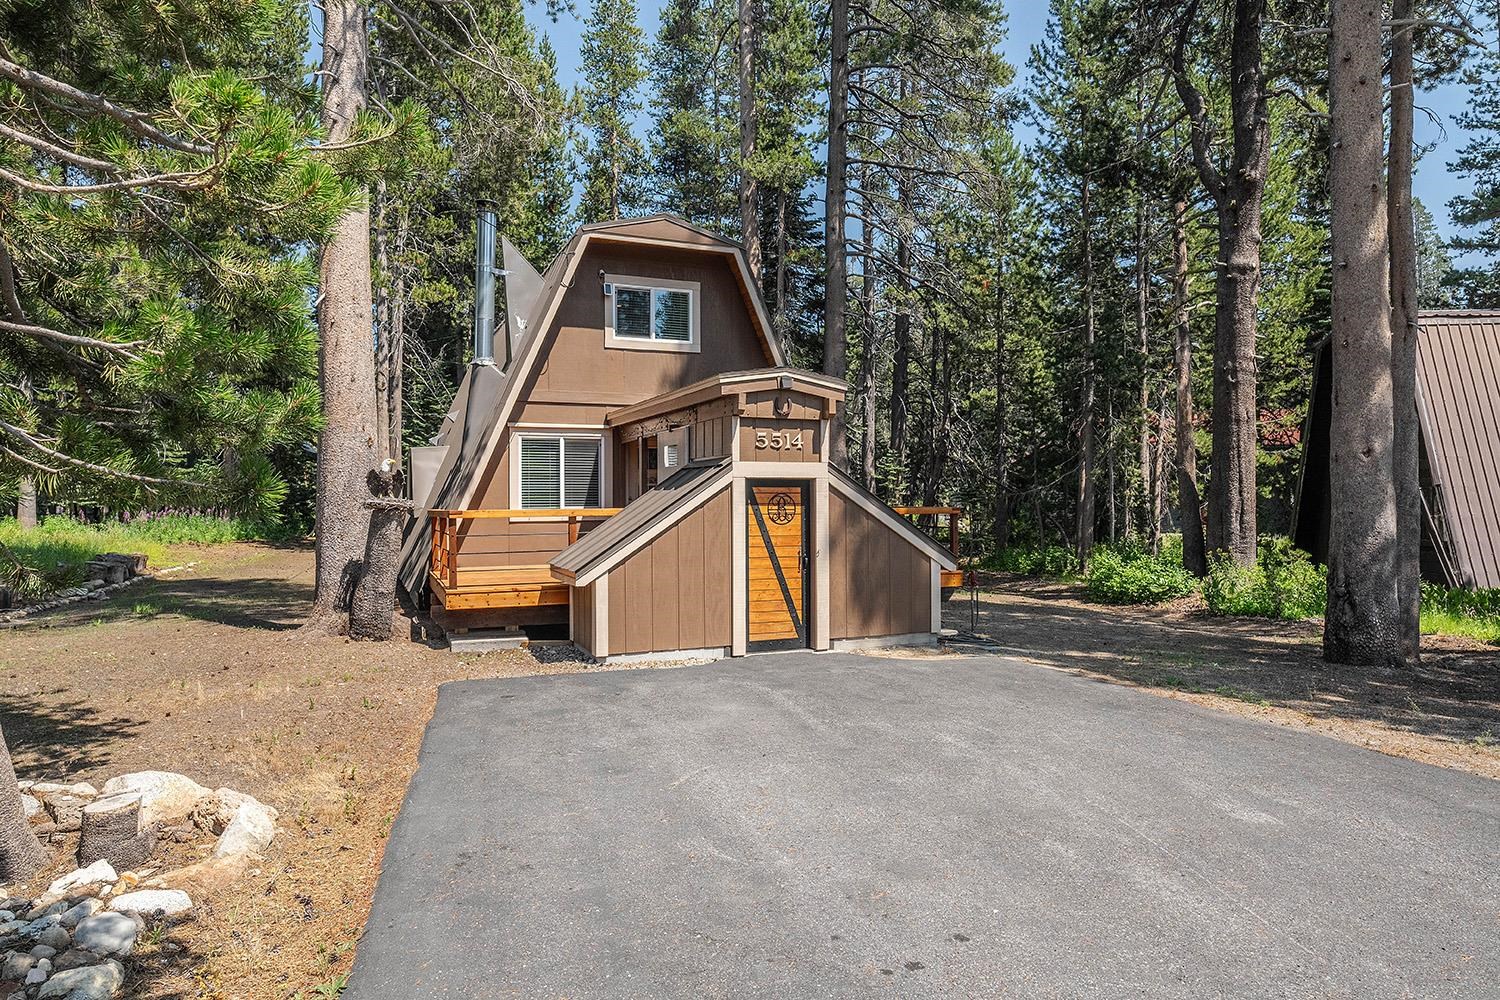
[990,544,1079,578]
[1084,544,1197,605]
[1204,539,1325,620]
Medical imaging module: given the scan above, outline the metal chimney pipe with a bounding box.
[473,200,498,365]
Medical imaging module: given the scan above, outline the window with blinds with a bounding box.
[518,436,601,509]
[610,281,695,346]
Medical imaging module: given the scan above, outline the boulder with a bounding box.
[213,801,276,859]
[19,795,41,821]
[35,925,70,951]
[70,914,135,958]
[100,772,208,828]
[28,945,55,960]
[57,900,102,930]
[107,891,191,918]
[190,789,277,837]
[28,783,98,801]
[1,952,33,981]
[47,861,117,898]
[37,959,123,1000]
[51,948,100,972]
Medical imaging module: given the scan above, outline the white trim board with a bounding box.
[604,273,701,354]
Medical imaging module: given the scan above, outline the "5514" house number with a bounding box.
[755,428,805,451]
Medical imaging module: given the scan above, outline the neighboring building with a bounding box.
[398,215,959,660]
[1293,310,1500,589]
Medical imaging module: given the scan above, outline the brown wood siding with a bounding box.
[526,244,769,404]
[739,418,822,463]
[829,491,932,639]
[573,583,595,655]
[691,414,733,460]
[740,388,826,420]
[605,487,733,654]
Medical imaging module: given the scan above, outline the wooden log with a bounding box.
[78,792,154,870]
[349,467,411,641]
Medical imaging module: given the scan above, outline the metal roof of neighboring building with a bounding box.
[1415,310,1500,589]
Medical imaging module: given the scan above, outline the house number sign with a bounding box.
[755,428,805,451]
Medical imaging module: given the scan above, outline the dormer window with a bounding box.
[604,274,700,353]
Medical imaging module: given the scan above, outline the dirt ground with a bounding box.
[4,547,1497,999]
[944,574,1500,781]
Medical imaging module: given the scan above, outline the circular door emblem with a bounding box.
[768,493,796,525]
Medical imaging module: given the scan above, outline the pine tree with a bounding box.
[578,0,648,221]
[0,0,351,521]
[647,0,739,230]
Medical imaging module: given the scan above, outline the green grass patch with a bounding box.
[1203,537,1327,621]
[0,514,296,601]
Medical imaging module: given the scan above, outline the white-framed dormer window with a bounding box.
[513,433,604,510]
[604,274,701,353]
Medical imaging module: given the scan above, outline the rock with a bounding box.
[27,783,98,800]
[42,795,87,833]
[37,960,123,1000]
[100,772,208,828]
[107,891,190,918]
[19,796,40,821]
[24,961,48,986]
[1,953,33,981]
[35,926,69,952]
[28,946,55,960]
[51,949,99,973]
[190,789,277,837]
[56,901,101,930]
[70,914,135,958]
[213,801,276,859]
[47,861,117,898]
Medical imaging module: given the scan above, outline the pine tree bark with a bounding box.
[1077,177,1097,568]
[822,0,849,470]
[858,166,877,489]
[0,723,48,882]
[1324,0,1400,665]
[993,196,1011,553]
[16,476,36,529]
[374,175,391,461]
[308,0,378,633]
[737,0,761,281]
[1173,192,1207,576]
[1136,192,1153,548]
[1388,0,1421,664]
[349,468,409,640]
[1171,0,1268,566]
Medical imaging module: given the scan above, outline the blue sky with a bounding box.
[524,1,1480,251]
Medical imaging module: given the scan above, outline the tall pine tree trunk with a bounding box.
[16,477,36,529]
[1136,193,1152,547]
[891,201,912,497]
[374,176,391,460]
[308,0,378,632]
[858,166,877,489]
[1172,0,1268,567]
[1173,192,1207,576]
[775,190,789,340]
[1388,0,1421,664]
[1324,0,1400,665]
[1077,177,1097,568]
[822,0,849,469]
[993,198,1011,553]
[0,723,48,882]
[737,0,761,280]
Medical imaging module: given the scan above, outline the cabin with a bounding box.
[397,214,961,660]
[1293,309,1500,589]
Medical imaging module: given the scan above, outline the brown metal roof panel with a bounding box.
[1416,311,1500,588]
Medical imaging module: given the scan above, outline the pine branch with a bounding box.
[0,317,144,357]
[0,121,119,173]
[0,164,218,195]
[0,417,194,487]
[0,55,213,156]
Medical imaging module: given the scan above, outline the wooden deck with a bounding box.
[429,504,965,614]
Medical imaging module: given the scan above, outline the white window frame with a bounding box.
[508,429,610,518]
[604,273,701,354]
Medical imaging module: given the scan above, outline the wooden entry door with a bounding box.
[747,482,809,650]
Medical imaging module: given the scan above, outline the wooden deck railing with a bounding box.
[892,506,962,559]
[428,507,622,591]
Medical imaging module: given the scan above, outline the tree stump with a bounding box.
[78,792,155,870]
[349,466,411,641]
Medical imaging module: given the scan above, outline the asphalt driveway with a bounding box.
[346,652,1500,999]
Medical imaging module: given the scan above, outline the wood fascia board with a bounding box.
[608,369,845,427]
[829,476,960,571]
[570,472,734,586]
[616,399,735,443]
